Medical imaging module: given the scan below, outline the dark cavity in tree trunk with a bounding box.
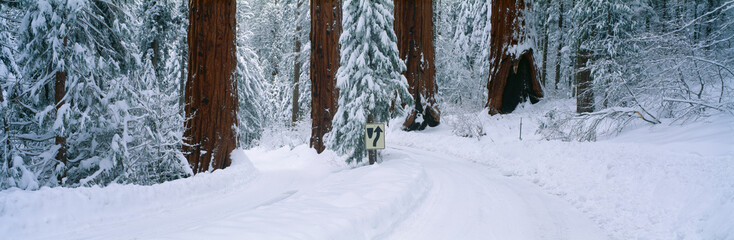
[184,0,238,174]
[501,56,538,113]
[486,0,543,115]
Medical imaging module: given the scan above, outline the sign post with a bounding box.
[365,120,385,165]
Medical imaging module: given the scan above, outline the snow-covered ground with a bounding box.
[1,100,732,240]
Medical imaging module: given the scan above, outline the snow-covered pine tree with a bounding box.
[0,1,26,189]
[436,0,490,109]
[11,0,135,188]
[287,0,311,125]
[246,0,311,127]
[568,0,636,113]
[173,0,188,115]
[0,2,21,83]
[118,0,190,184]
[327,0,412,163]
[247,0,288,123]
[236,0,267,148]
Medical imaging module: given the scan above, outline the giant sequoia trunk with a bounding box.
[394,0,439,131]
[310,0,341,153]
[184,0,238,174]
[486,0,543,115]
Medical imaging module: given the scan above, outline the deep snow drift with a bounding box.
[1,100,732,240]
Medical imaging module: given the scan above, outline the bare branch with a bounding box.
[663,98,734,114]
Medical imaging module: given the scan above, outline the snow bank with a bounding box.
[163,159,430,240]
[0,149,259,239]
[390,100,734,240]
[1,145,430,240]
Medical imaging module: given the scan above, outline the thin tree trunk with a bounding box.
[310,0,341,153]
[661,0,668,31]
[1,83,8,174]
[179,1,188,117]
[705,0,714,46]
[270,0,280,82]
[291,1,304,126]
[151,39,161,79]
[576,48,594,113]
[291,31,301,125]
[55,71,67,183]
[693,0,699,41]
[179,41,186,115]
[55,36,68,184]
[395,0,439,130]
[541,18,548,87]
[1,94,7,167]
[554,0,563,90]
[184,0,238,174]
[569,0,576,93]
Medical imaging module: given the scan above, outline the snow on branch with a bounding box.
[538,108,649,142]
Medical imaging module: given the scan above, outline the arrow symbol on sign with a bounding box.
[373,126,382,147]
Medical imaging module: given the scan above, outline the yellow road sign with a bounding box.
[365,123,385,150]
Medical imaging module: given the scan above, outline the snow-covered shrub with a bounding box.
[435,0,490,107]
[537,108,644,142]
[247,0,311,125]
[534,0,734,140]
[447,113,485,140]
[258,121,311,150]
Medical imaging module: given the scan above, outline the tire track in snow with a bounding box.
[383,145,607,240]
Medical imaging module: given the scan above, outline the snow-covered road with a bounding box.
[383,145,605,240]
[2,108,732,239]
[2,143,606,240]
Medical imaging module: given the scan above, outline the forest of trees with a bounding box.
[1,0,732,190]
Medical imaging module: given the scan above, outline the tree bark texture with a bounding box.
[184,0,238,174]
[395,0,440,131]
[486,0,543,115]
[310,0,341,153]
[55,70,67,182]
[575,48,594,113]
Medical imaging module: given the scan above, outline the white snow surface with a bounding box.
[1,100,733,240]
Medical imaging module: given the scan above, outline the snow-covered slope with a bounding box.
[1,100,732,240]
